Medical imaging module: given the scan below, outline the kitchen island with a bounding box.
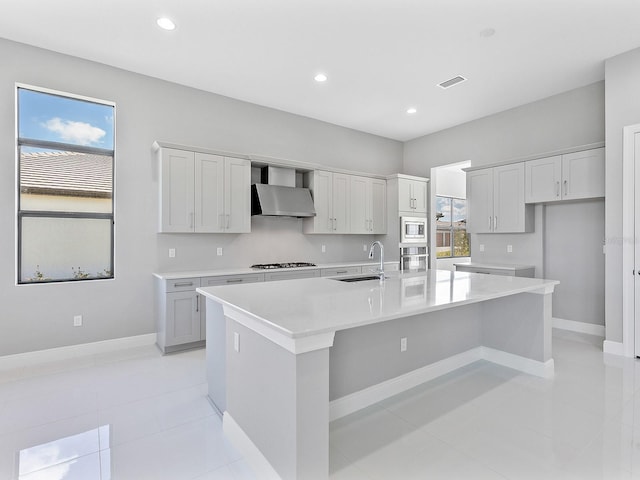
[197,269,558,480]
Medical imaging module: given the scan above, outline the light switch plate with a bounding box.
[168,248,176,258]
[507,245,513,253]
[321,245,326,253]
[217,247,223,256]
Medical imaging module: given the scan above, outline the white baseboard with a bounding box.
[481,347,555,379]
[329,346,553,421]
[0,333,157,371]
[223,413,281,480]
[603,340,626,356]
[553,317,605,337]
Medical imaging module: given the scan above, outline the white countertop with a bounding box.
[154,261,396,280]
[197,269,558,340]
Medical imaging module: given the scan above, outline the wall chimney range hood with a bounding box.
[251,166,316,217]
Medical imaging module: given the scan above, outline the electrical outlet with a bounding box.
[479,244,485,252]
[73,315,82,327]
[168,248,176,258]
[400,337,407,352]
[217,247,223,256]
[507,245,513,253]
[234,332,240,352]
[363,244,368,252]
[321,245,326,253]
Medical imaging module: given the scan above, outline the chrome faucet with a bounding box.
[368,241,385,280]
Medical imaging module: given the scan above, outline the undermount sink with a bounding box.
[333,275,384,283]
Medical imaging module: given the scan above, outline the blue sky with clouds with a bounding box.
[18,88,114,149]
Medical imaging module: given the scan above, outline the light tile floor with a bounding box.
[1,330,640,479]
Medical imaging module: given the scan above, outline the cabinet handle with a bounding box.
[336,270,348,274]
[494,216,498,231]
[174,281,194,287]
[196,295,199,312]
[564,180,568,196]
[488,216,492,231]
[333,218,337,231]
[556,181,560,197]
[226,278,243,283]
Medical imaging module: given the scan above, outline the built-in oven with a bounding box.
[400,244,428,272]
[400,216,428,244]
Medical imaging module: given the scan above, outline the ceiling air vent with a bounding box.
[438,75,467,89]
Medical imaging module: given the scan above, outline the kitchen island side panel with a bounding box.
[206,300,226,413]
[329,304,482,400]
[480,292,552,362]
[225,318,330,480]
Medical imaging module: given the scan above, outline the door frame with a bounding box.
[622,123,640,357]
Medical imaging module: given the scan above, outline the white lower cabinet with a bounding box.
[320,266,362,277]
[155,273,264,354]
[264,270,321,281]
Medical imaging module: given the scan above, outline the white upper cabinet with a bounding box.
[159,147,250,233]
[398,177,427,215]
[467,163,533,233]
[525,147,604,203]
[304,170,350,234]
[562,148,605,200]
[349,176,387,234]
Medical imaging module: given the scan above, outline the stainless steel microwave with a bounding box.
[400,216,427,243]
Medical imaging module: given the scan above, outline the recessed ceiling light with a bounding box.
[157,17,176,31]
[314,73,328,83]
[406,107,417,114]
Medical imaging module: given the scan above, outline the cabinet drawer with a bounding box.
[201,274,265,287]
[264,270,321,281]
[166,277,201,292]
[321,266,362,277]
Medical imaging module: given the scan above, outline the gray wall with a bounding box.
[604,47,640,342]
[0,38,402,356]
[403,82,605,328]
[544,200,605,326]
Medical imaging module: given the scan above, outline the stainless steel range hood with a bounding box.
[251,166,316,217]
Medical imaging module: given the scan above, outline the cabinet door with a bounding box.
[466,169,493,233]
[194,153,225,232]
[493,163,526,233]
[306,170,333,233]
[224,157,251,233]
[160,148,195,232]
[398,178,413,212]
[332,173,350,233]
[369,178,387,234]
[166,291,201,346]
[562,148,605,201]
[349,175,369,234]
[411,180,428,214]
[525,155,562,203]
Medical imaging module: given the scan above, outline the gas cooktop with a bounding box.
[251,262,317,270]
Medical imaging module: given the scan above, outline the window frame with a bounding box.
[435,195,469,259]
[16,84,116,285]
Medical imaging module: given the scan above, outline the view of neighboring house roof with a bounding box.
[20,151,112,198]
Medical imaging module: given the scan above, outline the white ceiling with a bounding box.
[2,0,640,141]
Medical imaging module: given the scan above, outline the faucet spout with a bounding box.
[368,241,385,280]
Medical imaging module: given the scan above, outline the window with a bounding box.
[17,86,115,284]
[435,196,469,258]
